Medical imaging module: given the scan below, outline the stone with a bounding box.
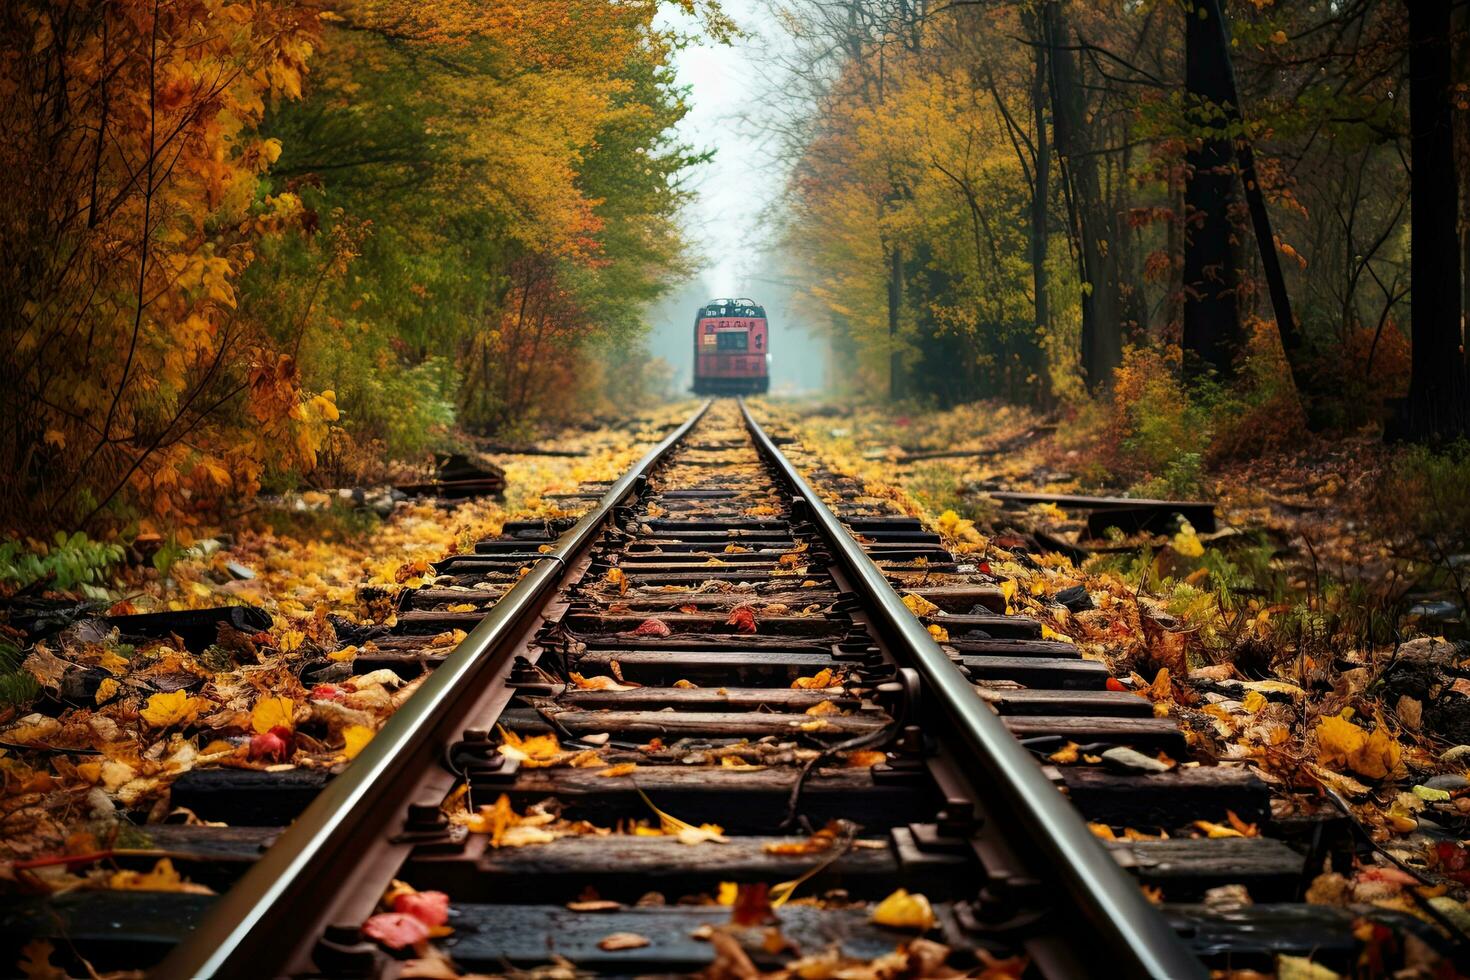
[1439,745,1470,764]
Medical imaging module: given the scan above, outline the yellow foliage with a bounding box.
[1315,711,1402,780]
[342,725,374,760]
[251,695,296,734]
[871,889,935,930]
[139,691,207,728]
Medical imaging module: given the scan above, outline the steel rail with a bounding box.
[739,398,1206,980]
[156,400,711,980]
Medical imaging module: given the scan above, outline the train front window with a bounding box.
[716,331,748,351]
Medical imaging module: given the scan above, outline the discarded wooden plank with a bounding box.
[986,491,1216,535]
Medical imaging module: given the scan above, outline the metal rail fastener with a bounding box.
[155,401,711,979]
[738,398,1207,980]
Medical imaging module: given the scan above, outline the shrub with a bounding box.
[0,531,124,592]
[1101,345,1212,495]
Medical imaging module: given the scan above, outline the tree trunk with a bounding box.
[1044,0,1121,391]
[1198,0,1310,403]
[1027,11,1052,403]
[1181,0,1241,381]
[1399,0,1467,441]
[888,243,904,400]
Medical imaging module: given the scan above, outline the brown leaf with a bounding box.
[598,932,651,951]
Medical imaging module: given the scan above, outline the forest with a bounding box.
[778,0,1467,450]
[0,0,733,538]
[3,0,1470,976]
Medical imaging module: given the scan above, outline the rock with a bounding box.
[1100,746,1170,773]
[225,561,256,581]
[1395,637,1467,668]
[1440,745,1470,764]
[1054,585,1094,613]
[1423,774,1469,792]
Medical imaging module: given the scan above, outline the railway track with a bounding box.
[5,400,1460,977]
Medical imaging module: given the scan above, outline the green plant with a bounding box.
[0,532,124,592]
[0,641,40,707]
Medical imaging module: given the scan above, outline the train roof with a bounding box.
[700,298,765,317]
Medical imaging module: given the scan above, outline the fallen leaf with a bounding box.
[792,668,835,690]
[632,617,672,637]
[108,858,212,894]
[393,890,450,928]
[598,932,650,951]
[1316,711,1402,780]
[902,593,939,617]
[251,695,296,734]
[597,763,638,778]
[140,690,207,728]
[567,900,621,912]
[363,912,430,950]
[636,788,727,845]
[725,605,758,633]
[342,724,374,760]
[872,888,935,930]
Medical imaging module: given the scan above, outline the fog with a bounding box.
[641,0,831,396]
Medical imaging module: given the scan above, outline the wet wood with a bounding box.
[1000,715,1185,752]
[1059,765,1271,826]
[498,707,886,740]
[169,768,332,825]
[547,686,853,712]
[575,649,837,684]
[409,834,935,902]
[497,766,935,831]
[1109,837,1306,901]
[959,655,1110,688]
[977,688,1154,717]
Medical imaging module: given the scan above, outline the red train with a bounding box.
[692,298,769,394]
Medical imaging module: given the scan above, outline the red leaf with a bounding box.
[730,882,775,926]
[310,684,343,701]
[632,617,671,637]
[725,605,758,634]
[248,726,293,762]
[393,890,450,927]
[1105,678,1128,692]
[362,912,431,950]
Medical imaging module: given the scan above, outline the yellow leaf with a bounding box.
[716,881,738,906]
[140,690,205,728]
[871,888,935,930]
[1041,625,1074,644]
[927,624,949,643]
[791,668,835,690]
[95,677,119,704]
[251,695,296,734]
[108,858,212,894]
[327,645,358,663]
[1048,741,1079,764]
[597,763,638,778]
[901,592,938,617]
[805,700,841,716]
[43,429,65,450]
[1088,823,1117,840]
[1316,711,1402,779]
[342,725,374,760]
[497,727,565,767]
[1193,819,1244,839]
[1242,690,1268,714]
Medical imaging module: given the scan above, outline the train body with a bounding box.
[692,298,769,395]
